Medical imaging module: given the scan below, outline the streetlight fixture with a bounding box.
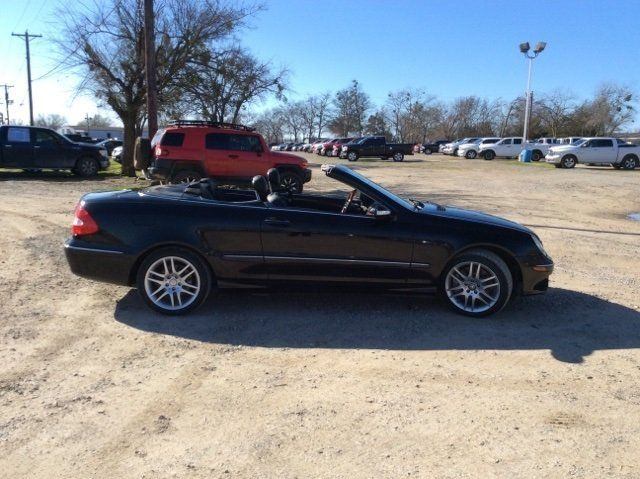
[520,41,546,144]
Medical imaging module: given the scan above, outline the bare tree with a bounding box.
[55,0,262,176]
[329,80,371,136]
[35,113,67,130]
[537,90,576,137]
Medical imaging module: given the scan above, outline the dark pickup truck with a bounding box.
[339,136,414,162]
[0,125,109,176]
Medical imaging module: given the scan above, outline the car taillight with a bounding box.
[72,201,99,236]
[155,146,169,156]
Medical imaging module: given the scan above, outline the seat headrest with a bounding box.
[251,175,269,201]
[266,168,281,193]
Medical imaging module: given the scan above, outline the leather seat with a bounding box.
[265,168,289,207]
[252,175,269,202]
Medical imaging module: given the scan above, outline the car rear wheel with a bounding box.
[620,155,638,170]
[440,249,513,317]
[424,148,432,155]
[532,150,543,161]
[74,157,99,177]
[465,150,477,159]
[172,170,202,184]
[561,155,577,169]
[347,151,359,162]
[483,150,495,161]
[279,171,303,194]
[137,247,212,315]
[392,152,404,162]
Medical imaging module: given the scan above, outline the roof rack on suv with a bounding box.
[167,120,255,132]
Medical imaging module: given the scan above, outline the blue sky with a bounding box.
[1,0,639,126]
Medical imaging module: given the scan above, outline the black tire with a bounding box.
[424,148,432,155]
[620,155,638,170]
[465,150,477,159]
[483,150,495,161]
[74,157,99,177]
[439,249,513,318]
[347,151,359,162]
[392,152,404,162]
[279,170,304,194]
[561,155,577,169]
[172,170,203,184]
[532,150,543,161]
[134,137,152,170]
[452,148,459,156]
[136,247,212,315]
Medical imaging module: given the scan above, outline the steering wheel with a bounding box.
[341,189,357,214]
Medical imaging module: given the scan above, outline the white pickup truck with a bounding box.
[478,137,525,160]
[456,137,500,159]
[442,137,479,156]
[545,137,640,169]
[524,138,561,161]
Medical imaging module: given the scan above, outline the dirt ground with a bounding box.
[1,154,639,478]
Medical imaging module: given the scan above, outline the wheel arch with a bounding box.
[128,241,216,287]
[169,161,207,179]
[442,243,523,296]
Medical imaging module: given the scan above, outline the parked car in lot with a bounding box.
[111,145,123,163]
[422,140,450,154]
[442,138,480,156]
[523,137,560,161]
[319,139,339,156]
[456,137,501,159]
[479,137,524,160]
[64,163,553,317]
[341,136,414,162]
[545,137,640,169]
[559,137,583,145]
[145,120,312,192]
[95,139,123,156]
[0,125,109,176]
[329,137,354,157]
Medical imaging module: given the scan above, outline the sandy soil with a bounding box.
[1,155,639,478]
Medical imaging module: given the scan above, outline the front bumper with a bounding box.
[302,168,312,183]
[545,154,561,164]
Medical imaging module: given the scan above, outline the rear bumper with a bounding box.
[64,240,135,286]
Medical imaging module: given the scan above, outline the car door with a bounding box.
[496,138,511,156]
[586,139,616,164]
[512,138,523,156]
[1,127,33,168]
[32,129,68,168]
[259,201,414,284]
[204,133,264,179]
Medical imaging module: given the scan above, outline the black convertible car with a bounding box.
[64,165,553,317]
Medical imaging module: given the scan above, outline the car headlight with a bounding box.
[532,234,550,259]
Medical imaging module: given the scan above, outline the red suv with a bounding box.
[147,121,312,192]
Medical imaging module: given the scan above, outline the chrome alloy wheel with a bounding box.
[445,261,500,314]
[144,256,201,311]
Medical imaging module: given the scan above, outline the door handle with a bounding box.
[34,146,41,149]
[264,218,290,227]
[228,154,239,159]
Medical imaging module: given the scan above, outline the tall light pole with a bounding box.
[519,41,546,143]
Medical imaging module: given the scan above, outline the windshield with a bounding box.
[337,167,419,210]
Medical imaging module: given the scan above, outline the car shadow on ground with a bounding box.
[114,287,640,364]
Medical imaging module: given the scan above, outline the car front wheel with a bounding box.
[347,151,359,162]
[279,171,303,193]
[137,247,212,315]
[465,150,477,159]
[74,157,99,177]
[392,152,404,162]
[561,155,577,169]
[440,249,513,317]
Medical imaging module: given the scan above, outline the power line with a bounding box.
[11,30,43,126]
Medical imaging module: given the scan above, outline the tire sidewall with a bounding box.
[561,155,576,168]
[76,157,99,177]
[136,247,212,315]
[347,151,358,162]
[439,251,512,317]
[393,152,404,162]
[172,170,203,184]
[622,156,637,170]
[465,150,477,159]
[279,171,303,193]
[483,150,495,160]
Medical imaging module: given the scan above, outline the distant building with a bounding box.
[59,125,149,141]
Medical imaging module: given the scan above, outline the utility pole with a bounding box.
[0,84,13,125]
[12,31,42,126]
[85,113,92,135]
[143,0,158,139]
